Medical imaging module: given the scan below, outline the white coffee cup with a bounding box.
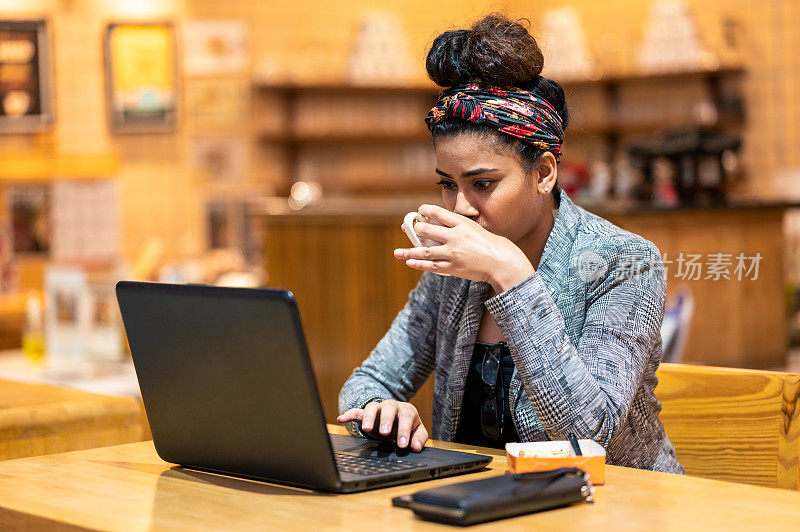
[402,211,443,248]
[402,211,449,276]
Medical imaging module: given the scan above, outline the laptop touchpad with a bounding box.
[329,434,412,458]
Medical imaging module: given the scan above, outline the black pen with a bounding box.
[568,433,583,456]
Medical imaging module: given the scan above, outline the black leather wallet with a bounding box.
[392,467,594,526]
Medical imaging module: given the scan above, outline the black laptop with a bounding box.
[116,281,492,493]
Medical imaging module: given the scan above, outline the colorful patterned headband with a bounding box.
[425,84,564,160]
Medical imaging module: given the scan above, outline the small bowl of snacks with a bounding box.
[505,440,606,484]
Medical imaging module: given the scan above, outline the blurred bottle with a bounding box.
[22,292,44,366]
[653,157,679,207]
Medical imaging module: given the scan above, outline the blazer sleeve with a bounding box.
[338,272,440,434]
[484,242,666,447]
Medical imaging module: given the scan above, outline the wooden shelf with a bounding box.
[258,131,431,143]
[254,81,439,94]
[0,154,120,181]
[258,118,743,143]
[251,66,746,195]
[254,67,745,94]
[561,66,745,88]
[568,115,744,137]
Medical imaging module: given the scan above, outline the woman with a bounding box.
[338,15,683,473]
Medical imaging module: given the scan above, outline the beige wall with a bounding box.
[0,0,516,265]
[190,0,513,85]
[0,0,200,265]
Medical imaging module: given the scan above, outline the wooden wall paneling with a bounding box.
[669,210,742,364]
[305,224,334,416]
[332,221,365,418]
[298,224,331,411]
[335,221,373,417]
[607,207,788,368]
[264,216,430,426]
[741,210,786,362]
[341,224,368,397]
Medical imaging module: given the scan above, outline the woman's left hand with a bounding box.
[394,204,535,293]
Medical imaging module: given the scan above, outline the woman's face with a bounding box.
[433,133,548,243]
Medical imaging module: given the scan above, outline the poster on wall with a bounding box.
[182,20,248,76]
[0,20,54,133]
[6,185,51,256]
[50,180,119,264]
[190,137,246,183]
[104,23,177,133]
[183,78,248,127]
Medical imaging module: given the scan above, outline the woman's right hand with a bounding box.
[337,399,429,452]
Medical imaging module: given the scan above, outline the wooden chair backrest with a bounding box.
[655,363,800,490]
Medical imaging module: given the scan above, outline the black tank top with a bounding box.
[453,341,519,449]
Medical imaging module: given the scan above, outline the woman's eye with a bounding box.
[473,180,495,190]
[436,179,457,191]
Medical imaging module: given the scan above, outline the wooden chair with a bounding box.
[655,363,800,490]
[660,287,695,363]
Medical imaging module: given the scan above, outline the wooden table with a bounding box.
[0,426,798,530]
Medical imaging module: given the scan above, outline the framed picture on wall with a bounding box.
[183,78,248,127]
[0,20,55,133]
[190,137,246,183]
[50,180,119,264]
[182,20,248,76]
[104,22,178,133]
[5,185,51,256]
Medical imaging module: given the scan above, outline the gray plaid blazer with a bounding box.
[339,193,684,473]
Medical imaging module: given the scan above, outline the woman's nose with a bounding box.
[453,191,479,218]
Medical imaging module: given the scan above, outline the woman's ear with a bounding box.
[536,152,558,195]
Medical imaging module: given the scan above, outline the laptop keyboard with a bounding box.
[334,451,426,476]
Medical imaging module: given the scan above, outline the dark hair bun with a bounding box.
[426,14,544,88]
